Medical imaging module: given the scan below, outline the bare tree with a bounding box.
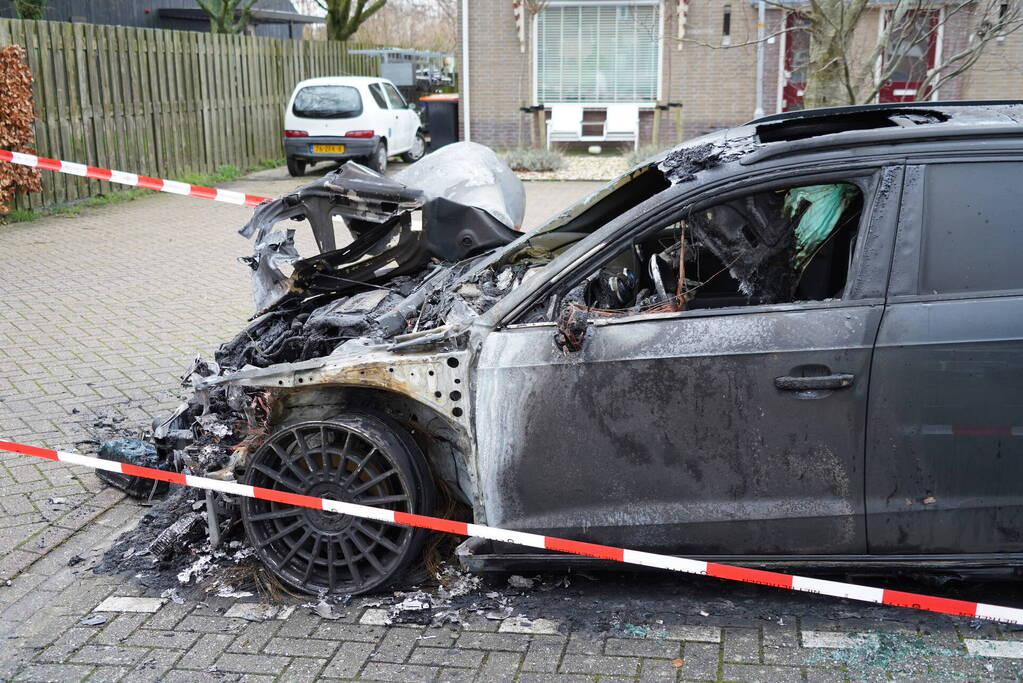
[348,0,456,50]
[195,0,258,34]
[672,0,1023,107]
[312,0,388,42]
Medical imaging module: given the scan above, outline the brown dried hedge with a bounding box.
[0,45,42,214]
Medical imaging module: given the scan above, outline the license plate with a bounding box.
[312,144,345,153]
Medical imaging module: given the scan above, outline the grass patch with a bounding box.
[0,158,286,225]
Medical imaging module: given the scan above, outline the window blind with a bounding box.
[536,3,660,103]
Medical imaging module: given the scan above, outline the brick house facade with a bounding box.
[458,0,1023,150]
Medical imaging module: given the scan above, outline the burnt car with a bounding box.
[139,102,1023,595]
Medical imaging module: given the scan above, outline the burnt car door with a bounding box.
[867,159,1023,554]
[474,165,903,557]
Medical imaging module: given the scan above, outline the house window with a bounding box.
[536,2,661,103]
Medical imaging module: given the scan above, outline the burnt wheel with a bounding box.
[241,415,435,595]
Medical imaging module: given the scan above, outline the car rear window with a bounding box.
[292,85,362,119]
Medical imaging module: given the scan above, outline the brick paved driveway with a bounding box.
[1,167,1022,682]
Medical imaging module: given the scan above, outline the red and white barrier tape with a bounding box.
[0,150,271,207]
[1,438,1020,626]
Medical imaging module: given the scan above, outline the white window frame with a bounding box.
[532,0,665,107]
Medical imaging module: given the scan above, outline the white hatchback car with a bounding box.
[283,76,426,176]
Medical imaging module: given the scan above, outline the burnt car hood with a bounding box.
[240,142,525,313]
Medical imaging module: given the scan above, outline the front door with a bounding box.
[781,14,811,112]
[866,161,1023,554]
[474,167,902,557]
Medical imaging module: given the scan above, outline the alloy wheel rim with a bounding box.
[242,421,416,594]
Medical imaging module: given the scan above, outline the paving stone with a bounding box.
[661,625,722,643]
[498,616,561,634]
[177,633,235,670]
[214,652,291,675]
[803,667,849,683]
[123,629,200,651]
[802,631,879,649]
[762,644,812,666]
[323,641,375,678]
[123,647,185,683]
[312,621,387,642]
[70,644,149,666]
[84,664,132,682]
[638,656,683,682]
[521,634,567,672]
[176,614,244,634]
[369,626,422,663]
[560,653,640,676]
[721,663,805,682]
[13,663,95,682]
[228,620,285,654]
[436,667,476,682]
[965,639,1023,659]
[680,642,719,681]
[223,602,291,621]
[33,626,97,663]
[93,597,166,614]
[566,631,605,654]
[606,636,682,658]
[279,656,327,683]
[93,613,150,645]
[359,661,440,681]
[722,627,760,663]
[517,674,594,683]
[262,635,338,658]
[457,630,531,652]
[273,610,321,638]
[414,626,459,647]
[476,651,523,682]
[407,646,485,668]
[137,601,191,629]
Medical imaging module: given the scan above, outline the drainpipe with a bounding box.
[461,0,471,141]
[754,0,765,119]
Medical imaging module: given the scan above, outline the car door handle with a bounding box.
[774,374,855,391]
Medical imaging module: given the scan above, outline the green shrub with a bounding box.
[500,148,565,173]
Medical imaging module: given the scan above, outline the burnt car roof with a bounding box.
[746,99,1023,127]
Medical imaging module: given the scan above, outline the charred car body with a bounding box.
[125,103,1023,595]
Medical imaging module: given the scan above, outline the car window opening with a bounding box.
[560,182,864,319]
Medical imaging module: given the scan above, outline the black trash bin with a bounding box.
[419,94,459,152]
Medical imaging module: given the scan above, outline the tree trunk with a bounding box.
[801,0,865,108]
[802,36,851,108]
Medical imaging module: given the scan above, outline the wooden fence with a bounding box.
[0,18,379,210]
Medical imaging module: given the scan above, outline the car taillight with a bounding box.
[284,130,308,137]
[344,130,375,138]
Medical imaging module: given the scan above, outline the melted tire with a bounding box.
[241,414,435,595]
